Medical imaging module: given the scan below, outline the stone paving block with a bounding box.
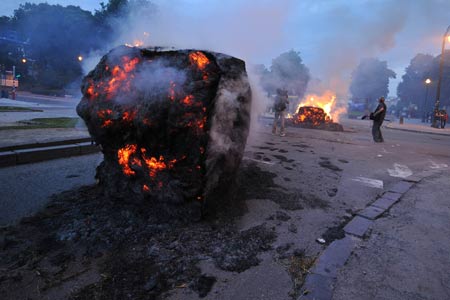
[343,216,373,237]
[389,181,414,194]
[300,273,335,300]
[16,144,80,164]
[382,191,402,202]
[403,176,422,183]
[371,196,397,210]
[357,205,385,220]
[311,235,355,278]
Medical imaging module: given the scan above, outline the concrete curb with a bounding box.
[0,137,92,152]
[0,140,99,168]
[298,172,437,300]
[385,123,450,136]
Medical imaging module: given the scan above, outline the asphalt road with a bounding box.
[15,92,79,108]
[0,153,101,225]
[0,119,449,299]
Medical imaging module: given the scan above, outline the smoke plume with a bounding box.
[81,0,450,119]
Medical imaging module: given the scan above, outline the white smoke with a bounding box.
[82,0,297,131]
[81,0,450,122]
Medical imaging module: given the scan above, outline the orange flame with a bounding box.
[97,109,113,118]
[87,85,96,99]
[296,91,345,122]
[189,51,209,70]
[197,117,206,129]
[183,114,207,132]
[122,110,137,123]
[105,56,140,99]
[181,95,194,106]
[118,144,138,176]
[143,156,169,177]
[295,106,330,126]
[102,119,113,128]
[141,148,177,178]
[97,109,114,128]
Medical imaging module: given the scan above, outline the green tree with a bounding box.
[269,50,310,98]
[349,58,396,106]
[95,0,156,42]
[95,0,129,23]
[397,54,434,114]
[12,3,102,90]
[1,0,155,92]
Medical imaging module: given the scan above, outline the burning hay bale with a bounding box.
[290,106,344,131]
[77,45,251,217]
[288,92,344,131]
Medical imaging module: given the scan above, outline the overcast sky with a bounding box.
[2,0,450,97]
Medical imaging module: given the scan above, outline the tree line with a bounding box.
[349,51,450,115]
[1,0,448,112]
[0,0,154,95]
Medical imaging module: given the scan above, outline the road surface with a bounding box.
[0,118,449,299]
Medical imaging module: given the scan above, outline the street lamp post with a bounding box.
[12,65,16,100]
[423,78,432,122]
[432,25,450,128]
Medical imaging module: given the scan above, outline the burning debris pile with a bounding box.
[77,46,251,217]
[290,92,344,132]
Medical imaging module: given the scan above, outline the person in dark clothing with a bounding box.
[272,88,289,136]
[440,110,448,128]
[371,97,387,142]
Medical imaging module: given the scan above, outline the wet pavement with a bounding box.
[0,94,450,300]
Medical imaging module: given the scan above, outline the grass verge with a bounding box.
[0,117,79,130]
[0,106,43,112]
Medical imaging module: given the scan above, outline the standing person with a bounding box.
[371,97,387,142]
[441,110,448,128]
[272,89,289,137]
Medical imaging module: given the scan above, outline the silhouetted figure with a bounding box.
[272,88,289,137]
[371,97,387,142]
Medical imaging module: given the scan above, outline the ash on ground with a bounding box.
[0,162,292,300]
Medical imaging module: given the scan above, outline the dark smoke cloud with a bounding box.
[75,0,450,112]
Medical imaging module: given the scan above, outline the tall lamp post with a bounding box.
[422,78,432,122]
[432,25,450,128]
[12,65,16,100]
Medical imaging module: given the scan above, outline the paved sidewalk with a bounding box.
[0,96,95,167]
[299,170,450,300]
[385,118,450,136]
[332,170,450,300]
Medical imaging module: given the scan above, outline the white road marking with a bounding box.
[429,160,448,169]
[243,157,276,166]
[351,176,384,189]
[387,163,413,178]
